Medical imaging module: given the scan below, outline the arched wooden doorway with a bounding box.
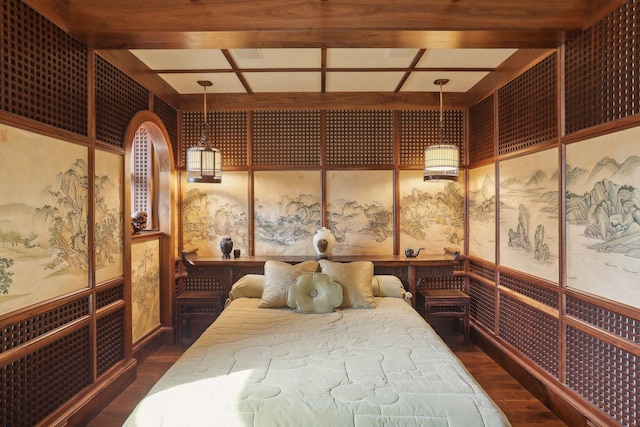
[123,111,176,351]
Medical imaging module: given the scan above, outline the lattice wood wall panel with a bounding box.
[499,272,559,309]
[468,95,495,164]
[566,296,640,343]
[253,111,321,165]
[1,297,90,353]
[469,279,496,331]
[95,55,149,148]
[1,326,91,426]
[154,96,179,166]
[565,0,640,134]
[497,54,558,155]
[326,110,394,166]
[499,294,558,377]
[96,308,125,376]
[96,282,125,309]
[182,111,247,167]
[566,326,638,426]
[398,110,465,167]
[469,261,496,282]
[1,0,87,135]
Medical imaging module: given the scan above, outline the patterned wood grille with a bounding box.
[0,326,91,427]
[181,111,247,167]
[253,111,321,166]
[95,55,149,148]
[96,308,125,376]
[566,296,640,343]
[469,261,496,282]
[499,294,558,377]
[183,274,226,293]
[132,127,152,214]
[565,0,640,134]
[326,110,394,166]
[154,96,179,166]
[469,279,496,331]
[398,110,465,167]
[1,0,88,134]
[497,54,558,155]
[499,272,559,309]
[1,297,90,353]
[468,95,495,164]
[566,326,638,426]
[96,282,125,309]
[417,275,465,291]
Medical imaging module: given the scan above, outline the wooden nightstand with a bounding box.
[419,289,470,344]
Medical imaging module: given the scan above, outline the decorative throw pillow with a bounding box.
[319,260,376,309]
[373,275,407,299]
[229,274,265,301]
[258,260,319,308]
[286,273,343,314]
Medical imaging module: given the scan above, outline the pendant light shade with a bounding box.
[424,79,459,181]
[187,80,222,183]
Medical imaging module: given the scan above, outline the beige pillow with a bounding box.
[319,260,376,309]
[229,274,265,300]
[258,260,319,308]
[286,273,343,314]
[373,275,406,298]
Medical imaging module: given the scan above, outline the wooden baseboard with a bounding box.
[471,326,612,427]
[133,326,174,363]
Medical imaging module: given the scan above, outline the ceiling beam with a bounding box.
[30,0,622,50]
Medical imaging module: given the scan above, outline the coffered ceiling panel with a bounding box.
[159,72,246,94]
[130,49,231,70]
[326,48,419,68]
[402,71,491,93]
[327,71,407,92]
[244,72,321,93]
[228,48,322,69]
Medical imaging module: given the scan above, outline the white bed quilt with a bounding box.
[125,297,510,426]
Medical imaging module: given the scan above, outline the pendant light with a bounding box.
[186,80,222,183]
[424,79,459,181]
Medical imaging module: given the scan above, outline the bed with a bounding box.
[125,260,510,427]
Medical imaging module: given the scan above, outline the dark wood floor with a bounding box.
[86,320,567,427]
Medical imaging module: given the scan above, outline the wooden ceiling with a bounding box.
[25,0,626,110]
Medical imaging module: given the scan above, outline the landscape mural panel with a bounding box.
[399,170,464,255]
[566,126,640,308]
[0,124,89,314]
[327,170,393,256]
[95,149,123,283]
[499,148,559,283]
[254,170,321,256]
[131,237,160,343]
[182,172,248,257]
[468,164,496,262]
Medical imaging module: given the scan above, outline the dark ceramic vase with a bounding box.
[220,237,233,259]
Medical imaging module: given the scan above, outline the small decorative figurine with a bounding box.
[220,237,233,258]
[131,211,148,234]
[404,247,425,258]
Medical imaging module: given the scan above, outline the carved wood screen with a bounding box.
[0,0,87,135]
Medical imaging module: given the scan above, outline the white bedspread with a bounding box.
[125,297,510,426]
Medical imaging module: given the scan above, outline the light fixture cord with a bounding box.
[439,81,445,142]
[203,85,208,126]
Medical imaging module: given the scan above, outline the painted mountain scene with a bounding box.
[566,127,640,308]
[0,124,89,313]
[499,148,559,283]
[468,164,496,262]
[399,170,464,254]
